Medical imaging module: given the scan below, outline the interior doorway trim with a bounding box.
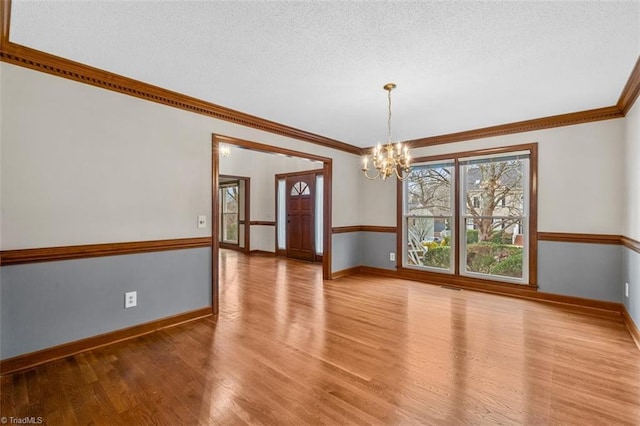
[212,134,333,314]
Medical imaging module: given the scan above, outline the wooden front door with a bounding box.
[286,174,315,261]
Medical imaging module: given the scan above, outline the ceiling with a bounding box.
[9,1,640,149]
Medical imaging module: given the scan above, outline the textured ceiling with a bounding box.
[9,1,640,148]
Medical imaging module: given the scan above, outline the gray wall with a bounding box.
[623,247,640,327]
[1,248,211,359]
[339,234,626,304]
[537,241,622,302]
[360,232,397,270]
[331,231,398,273]
[331,233,361,273]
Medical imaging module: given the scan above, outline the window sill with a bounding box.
[396,266,538,293]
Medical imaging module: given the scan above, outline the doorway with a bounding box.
[212,134,333,314]
[276,170,324,262]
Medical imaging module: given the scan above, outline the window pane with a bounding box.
[407,164,453,216]
[223,213,238,243]
[463,159,524,221]
[404,162,454,272]
[290,181,310,196]
[407,216,452,269]
[461,155,528,282]
[463,218,523,279]
[220,184,239,244]
[225,187,238,213]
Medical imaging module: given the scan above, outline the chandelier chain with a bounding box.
[387,87,392,143]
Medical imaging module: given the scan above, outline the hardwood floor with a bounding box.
[2,249,639,425]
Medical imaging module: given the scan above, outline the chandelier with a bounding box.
[362,83,411,180]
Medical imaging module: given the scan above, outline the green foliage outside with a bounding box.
[423,246,451,269]
[490,230,514,245]
[466,243,522,278]
[418,236,523,278]
[489,251,523,277]
[467,229,511,245]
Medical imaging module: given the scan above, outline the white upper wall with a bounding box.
[220,147,322,221]
[360,118,625,235]
[624,99,640,241]
[358,172,398,227]
[0,63,360,250]
[219,147,323,252]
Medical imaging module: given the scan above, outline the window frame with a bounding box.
[397,143,538,289]
[402,160,456,273]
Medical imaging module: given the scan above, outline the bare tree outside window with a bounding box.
[405,164,453,270]
[464,160,524,242]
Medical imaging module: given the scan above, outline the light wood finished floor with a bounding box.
[2,250,640,425]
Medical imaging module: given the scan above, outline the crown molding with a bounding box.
[618,56,640,116]
[0,41,362,156]
[394,106,624,151]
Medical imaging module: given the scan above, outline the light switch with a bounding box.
[197,215,207,228]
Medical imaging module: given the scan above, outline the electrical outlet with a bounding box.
[390,252,395,261]
[197,215,207,229]
[125,291,137,308]
[625,282,629,298]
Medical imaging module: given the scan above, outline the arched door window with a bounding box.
[290,181,311,196]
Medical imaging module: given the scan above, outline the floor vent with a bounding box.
[440,285,462,291]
